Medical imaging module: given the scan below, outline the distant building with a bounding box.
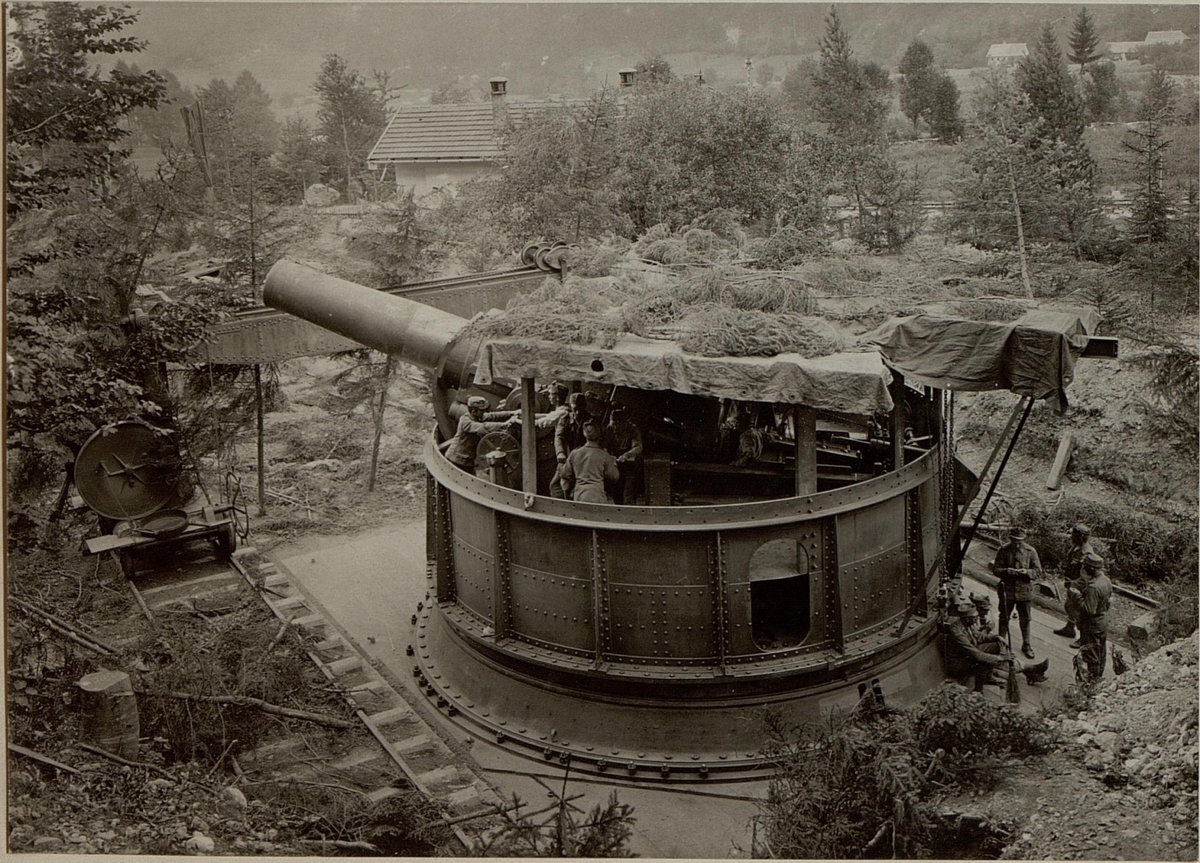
[367,77,587,198]
[1105,40,1144,61]
[1144,30,1189,45]
[986,43,1028,67]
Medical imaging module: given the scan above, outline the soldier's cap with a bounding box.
[1008,526,1026,539]
[610,405,629,419]
[1072,522,1091,536]
[954,600,979,617]
[969,591,991,607]
[467,396,490,410]
[1083,551,1106,570]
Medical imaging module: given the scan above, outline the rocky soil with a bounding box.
[934,633,1199,861]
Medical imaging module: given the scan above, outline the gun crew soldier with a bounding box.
[603,406,643,504]
[992,526,1042,659]
[944,599,1047,692]
[551,393,591,498]
[1071,551,1113,688]
[444,396,518,473]
[1054,522,1095,644]
[560,420,620,503]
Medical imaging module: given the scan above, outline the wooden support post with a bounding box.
[1046,431,1074,490]
[889,371,906,469]
[793,405,817,496]
[520,377,538,495]
[254,364,266,516]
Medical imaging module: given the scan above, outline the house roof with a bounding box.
[987,43,1028,57]
[1145,30,1188,44]
[367,99,584,165]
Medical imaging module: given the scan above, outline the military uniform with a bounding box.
[603,415,643,504]
[944,605,1010,691]
[992,530,1042,658]
[445,398,516,472]
[1056,525,1095,639]
[561,441,619,503]
[1074,552,1112,685]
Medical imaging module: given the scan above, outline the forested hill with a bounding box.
[127,2,1198,107]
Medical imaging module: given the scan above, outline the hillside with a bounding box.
[122,3,1199,111]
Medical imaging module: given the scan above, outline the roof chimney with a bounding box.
[618,68,637,88]
[489,77,510,135]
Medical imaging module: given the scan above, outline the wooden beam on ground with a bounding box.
[793,406,817,495]
[520,377,537,495]
[1046,431,1074,490]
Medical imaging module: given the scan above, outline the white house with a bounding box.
[1144,30,1189,46]
[367,77,585,199]
[986,43,1029,67]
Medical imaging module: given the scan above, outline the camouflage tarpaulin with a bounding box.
[868,309,1098,409]
[474,334,897,415]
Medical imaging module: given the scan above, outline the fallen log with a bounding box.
[9,742,81,775]
[9,597,118,655]
[1046,431,1074,490]
[145,691,355,729]
[10,598,116,657]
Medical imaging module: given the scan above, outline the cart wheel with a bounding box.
[217,523,237,560]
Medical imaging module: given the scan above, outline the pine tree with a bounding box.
[811,6,889,142]
[314,54,388,201]
[277,115,324,200]
[1083,62,1121,123]
[898,40,937,132]
[1139,68,1177,122]
[1017,23,1087,144]
[928,75,964,142]
[1122,116,1172,242]
[1068,7,1102,72]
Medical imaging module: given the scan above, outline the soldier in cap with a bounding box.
[944,599,1048,691]
[550,393,591,498]
[1054,522,1095,643]
[560,420,620,503]
[992,526,1043,659]
[1071,551,1112,687]
[444,395,518,473]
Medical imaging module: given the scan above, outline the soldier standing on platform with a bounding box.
[551,393,590,498]
[1054,522,1094,644]
[1072,551,1113,688]
[992,526,1043,659]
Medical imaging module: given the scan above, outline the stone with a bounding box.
[223,786,247,809]
[1095,731,1122,752]
[98,830,117,841]
[185,831,215,853]
[33,836,63,850]
[304,183,340,207]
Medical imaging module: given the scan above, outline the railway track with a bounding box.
[106,543,507,851]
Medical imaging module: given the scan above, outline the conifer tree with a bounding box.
[1068,7,1103,72]
[314,54,388,201]
[898,40,937,132]
[811,6,889,142]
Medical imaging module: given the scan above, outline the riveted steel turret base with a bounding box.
[410,573,947,783]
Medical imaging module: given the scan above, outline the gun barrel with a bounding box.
[263,259,467,371]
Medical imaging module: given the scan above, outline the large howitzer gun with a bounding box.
[264,260,511,443]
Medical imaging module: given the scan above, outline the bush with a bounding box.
[1010,497,1198,586]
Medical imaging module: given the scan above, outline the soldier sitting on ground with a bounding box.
[944,599,1048,692]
